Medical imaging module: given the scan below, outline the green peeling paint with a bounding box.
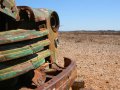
[0,50,51,81]
[5,49,33,60]
[0,29,49,45]
[0,0,18,19]
[32,58,45,69]
[0,39,50,62]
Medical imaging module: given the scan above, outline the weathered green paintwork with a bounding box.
[0,39,50,62]
[0,0,60,83]
[0,50,51,81]
[0,29,49,45]
[0,0,19,20]
[34,8,59,62]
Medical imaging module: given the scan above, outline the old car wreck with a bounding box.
[0,0,79,90]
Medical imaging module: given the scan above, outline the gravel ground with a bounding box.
[57,32,120,90]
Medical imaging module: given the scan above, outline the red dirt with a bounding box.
[57,31,120,90]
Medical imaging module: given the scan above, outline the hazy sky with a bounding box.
[16,0,120,31]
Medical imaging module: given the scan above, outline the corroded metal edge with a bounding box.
[36,58,77,90]
[0,0,19,20]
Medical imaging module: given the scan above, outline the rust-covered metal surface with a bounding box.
[36,58,77,90]
[0,0,19,20]
[0,0,77,90]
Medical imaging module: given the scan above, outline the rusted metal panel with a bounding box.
[0,50,51,81]
[0,1,77,89]
[0,0,19,20]
[0,29,49,45]
[0,39,50,62]
[36,58,77,90]
[32,8,50,22]
[16,6,60,63]
[17,6,52,22]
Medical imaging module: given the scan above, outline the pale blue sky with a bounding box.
[16,0,120,31]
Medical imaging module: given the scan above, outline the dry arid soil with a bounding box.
[57,31,120,90]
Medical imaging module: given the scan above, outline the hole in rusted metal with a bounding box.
[37,20,47,30]
[0,0,5,9]
[54,38,59,48]
[11,7,15,13]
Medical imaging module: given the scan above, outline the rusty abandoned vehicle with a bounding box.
[0,0,77,90]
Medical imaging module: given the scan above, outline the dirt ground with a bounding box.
[57,31,120,90]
